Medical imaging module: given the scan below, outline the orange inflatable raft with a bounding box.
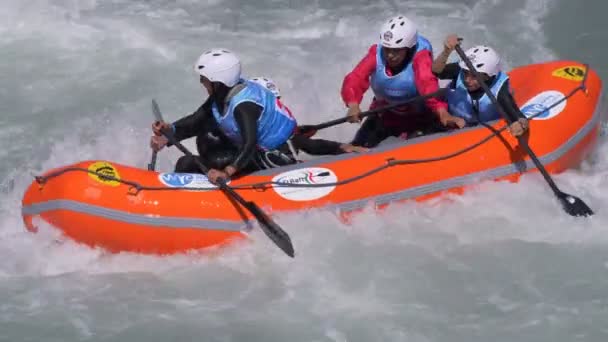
[21,60,605,255]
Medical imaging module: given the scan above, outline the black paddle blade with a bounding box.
[245,201,295,257]
[151,99,164,121]
[558,191,594,217]
[148,151,157,171]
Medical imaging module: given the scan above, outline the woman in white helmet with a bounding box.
[150,49,298,183]
[250,76,369,156]
[432,35,529,137]
[341,15,464,148]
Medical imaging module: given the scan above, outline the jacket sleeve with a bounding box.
[231,101,262,171]
[341,45,378,105]
[412,50,449,113]
[169,99,213,145]
[497,80,526,123]
[290,134,343,155]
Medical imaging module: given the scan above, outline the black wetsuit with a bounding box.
[435,63,526,124]
[169,86,296,175]
[289,133,345,156]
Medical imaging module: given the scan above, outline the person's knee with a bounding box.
[352,117,386,148]
[196,130,230,156]
[174,155,201,173]
[202,148,236,170]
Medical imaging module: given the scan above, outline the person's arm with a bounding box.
[341,45,378,107]
[496,80,529,137]
[412,50,449,115]
[434,63,461,81]
[168,98,213,145]
[432,34,460,75]
[432,48,453,75]
[497,80,526,123]
[413,52,465,128]
[290,134,343,155]
[227,101,262,173]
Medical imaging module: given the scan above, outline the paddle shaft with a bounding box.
[453,45,566,198]
[147,152,157,171]
[147,103,165,171]
[302,88,447,132]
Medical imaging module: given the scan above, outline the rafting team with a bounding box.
[150,15,530,185]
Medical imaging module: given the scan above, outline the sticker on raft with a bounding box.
[88,161,121,187]
[272,167,338,201]
[552,65,585,82]
[520,90,567,120]
[158,173,229,189]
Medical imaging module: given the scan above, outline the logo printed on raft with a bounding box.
[272,167,338,201]
[551,65,585,82]
[158,173,230,189]
[519,90,567,120]
[87,161,121,187]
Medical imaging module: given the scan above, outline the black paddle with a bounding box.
[147,102,165,171]
[297,88,448,136]
[148,151,157,171]
[151,100,295,257]
[454,44,594,217]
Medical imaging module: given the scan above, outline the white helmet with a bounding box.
[379,15,418,49]
[194,48,241,87]
[250,76,281,98]
[459,45,501,76]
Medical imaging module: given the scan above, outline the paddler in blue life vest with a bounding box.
[150,48,298,184]
[248,76,369,156]
[432,34,529,137]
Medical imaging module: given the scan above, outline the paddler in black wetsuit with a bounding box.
[150,49,298,184]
